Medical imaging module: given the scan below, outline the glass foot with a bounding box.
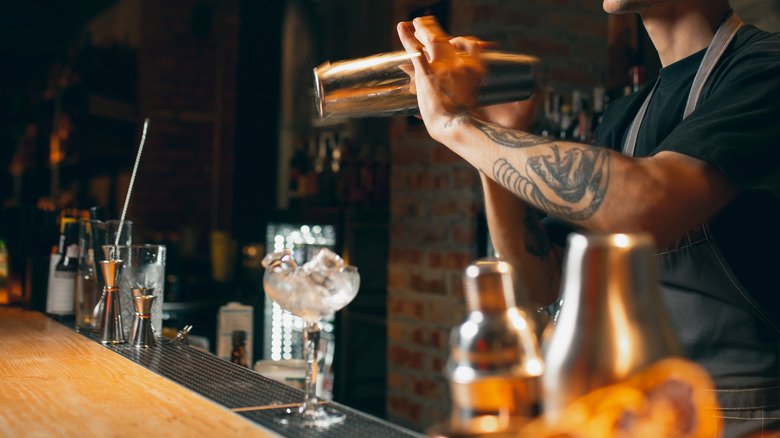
[275,405,345,428]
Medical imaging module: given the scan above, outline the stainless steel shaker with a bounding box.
[443,259,543,435]
[541,232,681,422]
[314,50,538,119]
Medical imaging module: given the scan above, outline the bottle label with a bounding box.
[65,243,79,259]
[46,255,76,315]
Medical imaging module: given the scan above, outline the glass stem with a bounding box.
[301,321,320,418]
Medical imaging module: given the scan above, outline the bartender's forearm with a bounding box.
[433,113,738,248]
[481,173,561,306]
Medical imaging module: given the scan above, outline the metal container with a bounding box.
[541,232,681,422]
[314,50,538,119]
[98,259,125,344]
[444,259,543,435]
[131,292,156,348]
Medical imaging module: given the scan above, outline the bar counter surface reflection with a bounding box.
[0,307,274,437]
[0,306,425,438]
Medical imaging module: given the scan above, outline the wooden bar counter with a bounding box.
[0,306,422,438]
[0,306,276,437]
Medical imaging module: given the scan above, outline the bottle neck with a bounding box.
[56,234,68,255]
[464,261,517,313]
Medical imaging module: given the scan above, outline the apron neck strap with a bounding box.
[622,10,744,157]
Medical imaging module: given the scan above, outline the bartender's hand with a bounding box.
[397,16,540,137]
[397,17,486,138]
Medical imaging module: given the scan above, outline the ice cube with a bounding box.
[261,248,360,322]
[302,248,344,287]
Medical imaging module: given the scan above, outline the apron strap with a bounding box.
[622,10,743,157]
[685,11,744,118]
[621,80,658,157]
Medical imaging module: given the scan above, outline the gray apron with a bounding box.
[623,11,780,437]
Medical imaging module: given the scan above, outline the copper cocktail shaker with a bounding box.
[314,50,538,119]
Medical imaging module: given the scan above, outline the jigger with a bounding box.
[131,294,156,348]
[99,259,125,344]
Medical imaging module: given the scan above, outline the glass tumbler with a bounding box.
[103,244,166,337]
[75,219,132,332]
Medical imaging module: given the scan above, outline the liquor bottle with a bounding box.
[537,87,561,139]
[317,132,336,207]
[0,238,7,288]
[304,134,320,205]
[591,85,606,135]
[630,65,645,93]
[46,217,78,320]
[444,259,543,434]
[288,135,309,209]
[231,329,248,367]
[558,104,574,139]
[571,90,591,142]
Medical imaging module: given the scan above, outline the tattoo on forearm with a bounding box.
[493,146,610,221]
[476,120,555,148]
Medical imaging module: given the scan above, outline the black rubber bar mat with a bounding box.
[80,331,424,438]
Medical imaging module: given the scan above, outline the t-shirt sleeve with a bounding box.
[651,39,780,195]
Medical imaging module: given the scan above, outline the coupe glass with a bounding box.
[261,248,360,428]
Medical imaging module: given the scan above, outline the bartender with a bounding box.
[396,0,780,436]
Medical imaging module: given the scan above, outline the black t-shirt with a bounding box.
[593,24,780,324]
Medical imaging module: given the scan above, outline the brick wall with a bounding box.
[386,0,607,431]
[131,0,239,245]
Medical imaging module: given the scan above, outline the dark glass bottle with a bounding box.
[231,330,248,367]
[46,218,78,321]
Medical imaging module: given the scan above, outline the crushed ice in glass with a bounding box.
[261,248,360,323]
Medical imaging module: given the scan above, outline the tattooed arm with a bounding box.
[478,99,563,305]
[447,113,737,248]
[481,171,563,306]
[397,17,737,249]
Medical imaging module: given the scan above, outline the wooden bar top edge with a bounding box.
[0,306,278,438]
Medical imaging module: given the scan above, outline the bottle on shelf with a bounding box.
[317,132,337,207]
[231,329,248,367]
[591,85,606,135]
[288,135,309,209]
[627,65,645,95]
[558,104,574,140]
[0,238,8,289]
[46,216,79,321]
[537,87,561,139]
[571,90,592,143]
[304,134,321,205]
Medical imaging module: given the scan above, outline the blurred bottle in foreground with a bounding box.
[431,259,543,437]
